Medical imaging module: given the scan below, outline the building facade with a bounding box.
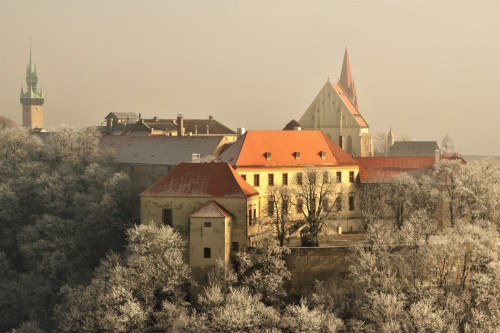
[299,48,373,157]
[215,129,364,232]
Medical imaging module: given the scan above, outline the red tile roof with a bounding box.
[331,83,368,127]
[141,162,258,197]
[190,200,231,218]
[215,130,358,167]
[355,156,436,183]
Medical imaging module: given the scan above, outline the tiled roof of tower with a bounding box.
[190,200,232,218]
[141,162,258,197]
[331,83,368,128]
[215,130,358,167]
[355,156,437,183]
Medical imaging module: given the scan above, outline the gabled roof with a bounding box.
[355,156,437,183]
[330,82,368,127]
[141,162,258,197]
[190,201,232,218]
[215,130,358,167]
[389,141,439,157]
[99,135,226,165]
[105,112,139,120]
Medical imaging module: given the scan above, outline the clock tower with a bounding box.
[20,43,44,129]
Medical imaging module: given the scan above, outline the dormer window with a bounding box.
[319,151,327,159]
[294,151,301,160]
[264,152,271,160]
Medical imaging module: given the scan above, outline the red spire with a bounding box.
[339,47,358,108]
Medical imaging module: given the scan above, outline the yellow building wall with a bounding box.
[23,105,43,129]
[140,195,260,257]
[235,165,362,232]
[190,216,231,282]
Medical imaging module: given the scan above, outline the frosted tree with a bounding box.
[58,224,192,333]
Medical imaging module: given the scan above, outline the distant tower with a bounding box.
[386,128,394,156]
[441,134,455,155]
[20,42,44,129]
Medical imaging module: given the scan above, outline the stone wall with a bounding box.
[286,246,354,296]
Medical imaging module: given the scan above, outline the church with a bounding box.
[298,48,373,157]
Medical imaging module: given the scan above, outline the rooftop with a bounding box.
[141,162,258,197]
[99,135,227,165]
[389,141,440,157]
[190,200,232,218]
[355,156,437,183]
[215,130,358,167]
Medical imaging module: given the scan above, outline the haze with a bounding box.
[1,0,499,156]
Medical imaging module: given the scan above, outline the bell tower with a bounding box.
[20,42,44,129]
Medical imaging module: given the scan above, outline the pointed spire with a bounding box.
[28,38,35,75]
[338,47,358,108]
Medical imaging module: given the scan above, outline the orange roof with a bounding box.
[141,162,258,197]
[355,156,436,183]
[331,83,368,128]
[216,130,358,167]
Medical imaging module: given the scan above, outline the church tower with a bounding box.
[20,43,44,129]
[299,48,373,156]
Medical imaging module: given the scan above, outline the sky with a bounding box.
[1,0,499,155]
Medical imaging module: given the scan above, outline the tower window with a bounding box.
[204,248,211,258]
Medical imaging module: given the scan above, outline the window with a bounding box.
[268,201,275,216]
[294,151,301,160]
[296,172,303,185]
[336,171,342,183]
[322,171,329,183]
[204,222,211,228]
[296,198,303,213]
[254,174,260,187]
[265,152,271,160]
[203,248,211,258]
[248,208,253,225]
[232,242,239,252]
[335,195,342,211]
[349,193,355,211]
[349,171,355,183]
[268,173,274,186]
[339,136,343,148]
[320,151,327,159]
[163,209,172,226]
[282,173,288,185]
[253,208,257,220]
[241,174,246,181]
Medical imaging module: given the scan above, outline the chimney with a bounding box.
[206,124,209,134]
[177,114,184,137]
[434,149,441,166]
[192,153,201,163]
[293,126,301,131]
[194,124,198,134]
[237,127,246,138]
[209,115,213,120]
[153,116,158,122]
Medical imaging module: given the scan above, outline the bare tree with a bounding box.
[265,185,291,246]
[293,166,339,247]
[372,131,388,156]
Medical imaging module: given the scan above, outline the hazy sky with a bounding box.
[1,0,499,155]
